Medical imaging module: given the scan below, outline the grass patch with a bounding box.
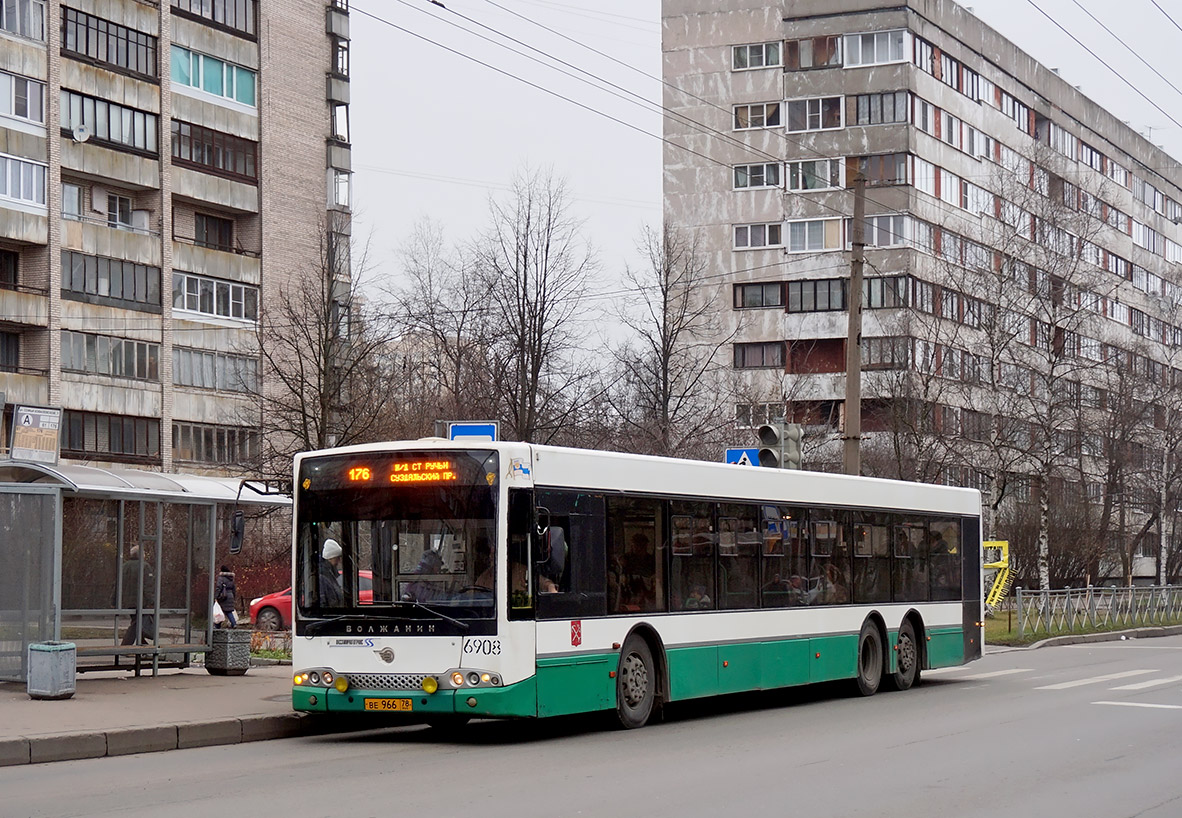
[985,611,1182,647]
[251,647,292,661]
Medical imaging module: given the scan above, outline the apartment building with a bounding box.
[663,0,1182,576]
[0,0,352,474]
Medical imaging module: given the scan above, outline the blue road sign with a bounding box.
[449,422,498,442]
[725,447,760,466]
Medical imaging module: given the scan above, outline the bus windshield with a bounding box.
[295,449,499,622]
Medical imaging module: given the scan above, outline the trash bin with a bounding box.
[28,642,76,700]
[206,629,251,676]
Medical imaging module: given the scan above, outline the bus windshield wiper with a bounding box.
[304,614,354,635]
[396,600,470,630]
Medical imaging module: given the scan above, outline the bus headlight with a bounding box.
[452,672,465,687]
[322,671,334,686]
[309,671,321,685]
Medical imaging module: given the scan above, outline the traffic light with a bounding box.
[757,420,803,469]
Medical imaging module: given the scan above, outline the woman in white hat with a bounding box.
[318,538,344,607]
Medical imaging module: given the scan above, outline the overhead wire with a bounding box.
[1149,0,1182,36]
[1066,0,1182,105]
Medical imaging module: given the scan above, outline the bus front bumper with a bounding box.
[293,676,537,718]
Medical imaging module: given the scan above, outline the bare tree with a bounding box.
[606,224,738,458]
[253,215,402,479]
[473,167,599,443]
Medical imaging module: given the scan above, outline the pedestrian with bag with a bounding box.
[215,565,238,628]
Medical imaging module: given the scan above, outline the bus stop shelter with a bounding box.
[0,463,289,680]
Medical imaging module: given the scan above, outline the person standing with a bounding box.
[214,565,238,628]
[319,539,345,607]
[121,546,156,646]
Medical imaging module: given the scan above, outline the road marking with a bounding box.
[1110,675,1182,691]
[1093,701,1182,710]
[1035,670,1158,690]
[954,668,1034,681]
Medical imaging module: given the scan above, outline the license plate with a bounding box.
[364,698,412,712]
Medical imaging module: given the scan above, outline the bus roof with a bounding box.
[294,439,981,518]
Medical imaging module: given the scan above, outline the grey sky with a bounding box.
[348,0,1182,292]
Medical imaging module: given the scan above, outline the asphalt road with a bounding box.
[6,637,1182,818]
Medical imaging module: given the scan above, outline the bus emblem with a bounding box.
[375,647,395,663]
[571,620,582,647]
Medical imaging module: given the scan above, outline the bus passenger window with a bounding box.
[670,501,715,611]
[606,496,663,614]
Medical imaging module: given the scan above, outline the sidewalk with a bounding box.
[0,661,326,767]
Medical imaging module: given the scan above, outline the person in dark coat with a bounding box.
[318,539,345,607]
[215,565,238,628]
[121,546,156,646]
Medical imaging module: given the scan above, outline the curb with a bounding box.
[0,712,324,768]
[987,623,1182,652]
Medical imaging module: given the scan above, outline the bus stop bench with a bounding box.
[76,644,210,676]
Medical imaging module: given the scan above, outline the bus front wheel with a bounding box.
[855,621,884,697]
[890,619,920,691]
[615,636,656,729]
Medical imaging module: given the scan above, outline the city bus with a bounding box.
[290,440,982,728]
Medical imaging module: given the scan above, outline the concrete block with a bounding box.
[105,726,178,757]
[177,719,242,749]
[0,738,31,767]
[29,733,106,764]
[240,714,306,743]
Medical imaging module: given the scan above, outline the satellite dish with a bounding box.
[72,125,90,143]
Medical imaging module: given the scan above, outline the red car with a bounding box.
[250,571,373,630]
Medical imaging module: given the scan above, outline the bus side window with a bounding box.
[535,492,607,620]
[508,489,534,617]
[606,496,663,614]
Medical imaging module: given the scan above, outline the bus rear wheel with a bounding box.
[855,621,884,697]
[615,636,656,729]
[890,619,920,691]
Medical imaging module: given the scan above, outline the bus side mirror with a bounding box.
[229,510,245,555]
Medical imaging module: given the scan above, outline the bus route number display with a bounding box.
[389,460,457,483]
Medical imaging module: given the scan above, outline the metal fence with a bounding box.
[1016,585,1182,639]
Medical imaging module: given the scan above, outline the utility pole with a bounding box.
[843,172,866,476]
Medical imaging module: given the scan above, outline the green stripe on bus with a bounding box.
[925,628,965,668]
[536,654,616,717]
[666,635,856,701]
[293,679,540,718]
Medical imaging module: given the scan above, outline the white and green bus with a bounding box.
[291,440,982,728]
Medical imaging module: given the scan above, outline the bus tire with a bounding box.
[889,618,920,691]
[854,620,884,697]
[615,636,656,729]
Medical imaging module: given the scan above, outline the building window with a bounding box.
[734,163,780,189]
[170,45,256,106]
[331,103,350,143]
[788,158,842,191]
[733,282,783,309]
[0,71,45,123]
[787,279,846,313]
[173,421,259,464]
[63,410,160,459]
[171,120,257,182]
[107,194,132,230]
[862,337,909,369]
[787,218,842,252]
[174,347,258,393]
[60,90,158,154]
[864,276,908,308]
[0,249,16,287]
[733,102,781,130]
[734,342,784,369]
[332,35,349,77]
[0,153,47,206]
[853,91,908,125]
[331,169,351,209]
[62,250,162,309]
[62,182,81,219]
[195,213,234,251]
[0,331,18,372]
[170,0,256,38]
[853,153,909,186]
[732,41,781,70]
[1,0,44,40]
[844,30,906,66]
[61,7,158,79]
[734,222,782,249]
[785,35,840,70]
[865,215,907,247]
[172,271,259,322]
[786,96,842,132]
[61,330,160,381]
